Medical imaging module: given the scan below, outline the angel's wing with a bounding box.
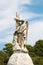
[26,21,28,37]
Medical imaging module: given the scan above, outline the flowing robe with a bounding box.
[13,19,28,49]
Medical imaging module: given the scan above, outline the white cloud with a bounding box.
[31,0,43,5]
[27,20,43,45]
[19,12,43,20]
[0,35,13,43]
[0,0,20,32]
[0,0,6,4]
[20,0,31,5]
[0,0,20,19]
[0,0,20,47]
[0,19,9,31]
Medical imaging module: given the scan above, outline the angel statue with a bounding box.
[13,12,28,51]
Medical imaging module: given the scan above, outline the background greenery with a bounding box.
[0,40,43,65]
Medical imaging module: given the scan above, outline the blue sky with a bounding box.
[0,0,43,50]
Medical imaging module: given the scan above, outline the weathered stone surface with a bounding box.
[7,52,34,65]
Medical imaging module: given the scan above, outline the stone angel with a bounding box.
[13,13,28,51]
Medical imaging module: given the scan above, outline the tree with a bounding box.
[0,51,9,65]
[0,43,13,65]
[34,40,43,56]
[26,45,36,57]
[3,43,13,56]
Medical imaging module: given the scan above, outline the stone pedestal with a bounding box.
[7,50,34,65]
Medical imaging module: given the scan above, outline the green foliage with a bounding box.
[34,40,43,56]
[0,51,9,65]
[40,58,43,65]
[0,60,4,65]
[26,45,36,57]
[3,43,13,56]
[32,57,43,65]
[0,43,13,65]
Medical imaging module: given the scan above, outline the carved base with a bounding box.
[7,51,34,65]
